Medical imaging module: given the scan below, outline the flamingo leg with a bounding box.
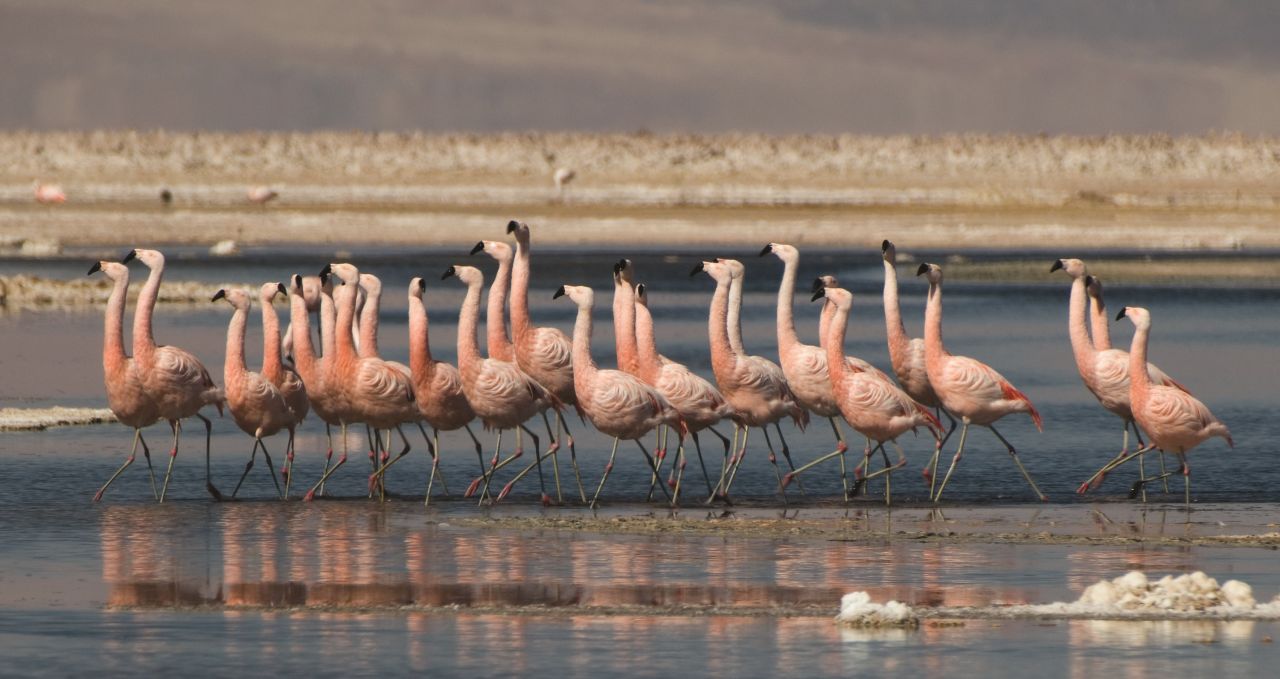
[932,422,969,503]
[414,423,443,505]
[459,425,491,506]
[281,429,296,499]
[772,423,805,496]
[497,446,563,502]
[374,426,412,502]
[258,439,283,499]
[690,429,718,496]
[988,424,1047,502]
[923,407,956,497]
[779,418,849,498]
[517,424,549,505]
[1129,452,1189,507]
[722,426,751,498]
[159,420,181,503]
[555,411,586,503]
[705,425,738,504]
[94,427,144,503]
[590,437,621,508]
[646,425,666,502]
[232,438,261,498]
[197,414,219,501]
[304,423,349,501]
[633,439,672,502]
[136,431,159,500]
[540,411,564,504]
[477,430,509,505]
[1080,443,1158,494]
[671,437,690,507]
[831,418,850,501]
[760,426,788,505]
[318,423,334,497]
[1133,424,1171,493]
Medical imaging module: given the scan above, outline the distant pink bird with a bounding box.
[553,284,684,507]
[916,262,1046,502]
[88,260,161,502]
[247,186,278,204]
[1050,259,1185,497]
[213,287,290,499]
[633,281,735,502]
[33,182,66,204]
[694,259,807,503]
[811,285,942,504]
[507,220,583,500]
[256,282,309,497]
[444,264,559,505]
[882,240,956,492]
[1114,306,1232,506]
[122,248,224,502]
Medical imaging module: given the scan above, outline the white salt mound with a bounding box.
[209,239,240,256]
[1077,571,1255,613]
[835,592,919,628]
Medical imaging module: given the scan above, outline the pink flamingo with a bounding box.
[444,264,559,505]
[122,249,224,502]
[471,240,516,361]
[916,262,1046,502]
[553,284,684,507]
[1113,306,1232,506]
[88,260,161,501]
[281,275,323,366]
[286,274,345,496]
[693,259,807,503]
[256,282,309,497]
[1050,259,1184,497]
[506,220,584,501]
[882,240,956,493]
[212,287,290,499]
[811,285,942,504]
[33,182,66,204]
[633,281,735,503]
[355,272,421,495]
[761,243,891,498]
[247,186,278,204]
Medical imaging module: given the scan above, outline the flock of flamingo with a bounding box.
[88,221,1233,507]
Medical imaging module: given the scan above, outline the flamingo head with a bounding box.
[88,261,128,281]
[408,277,426,299]
[212,287,251,310]
[298,275,322,309]
[881,239,897,263]
[635,283,649,307]
[811,275,839,296]
[717,258,745,280]
[554,284,593,308]
[505,219,530,242]
[122,248,164,269]
[1050,258,1087,278]
[259,282,286,304]
[442,264,482,287]
[472,240,512,262]
[816,285,853,311]
[326,263,360,286]
[759,242,798,263]
[916,262,942,284]
[613,258,634,284]
[1115,306,1151,329]
[1084,274,1105,300]
[358,272,382,299]
[692,260,732,285]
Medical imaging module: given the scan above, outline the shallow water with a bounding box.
[2,248,1277,675]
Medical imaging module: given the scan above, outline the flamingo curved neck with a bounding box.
[613,279,640,376]
[923,281,948,372]
[358,284,381,358]
[260,297,283,383]
[288,293,318,379]
[708,280,738,380]
[408,295,435,382]
[571,302,599,382]
[103,273,129,365]
[334,285,358,362]
[132,263,163,360]
[1089,291,1112,351]
[486,254,514,360]
[511,233,532,342]
[775,257,800,353]
[1128,322,1152,395]
[456,282,483,369]
[634,302,662,384]
[727,274,746,354]
[1067,276,1096,378]
[224,305,249,386]
[824,304,851,393]
[319,292,336,359]
[883,260,911,361]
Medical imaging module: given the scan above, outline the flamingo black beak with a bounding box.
[417,278,427,292]
[441,266,456,280]
[276,283,287,296]
[553,286,566,299]
[211,289,226,302]
[319,264,332,277]
[811,277,825,294]
[506,220,519,234]
[636,283,646,296]
[758,244,773,257]
[292,274,302,289]
[689,263,704,277]
[613,260,625,275]
[1085,275,1096,287]
[87,262,102,275]
[916,263,929,276]
[121,250,137,264]
[810,289,826,302]
[1115,308,1127,321]
[470,241,485,256]
[881,239,892,253]
[1049,259,1064,273]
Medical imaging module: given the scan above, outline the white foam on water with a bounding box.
[835,592,919,628]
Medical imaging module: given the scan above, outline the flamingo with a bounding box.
[553,168,576,197]
[633,281,735,503]
[33,182,66,204]
[916,262,1046,502]
[443,264,560,505]
[1049,259,1184,498]
[760,243,891,498]
[247,186,278,204]
[212,287,290,499]
[281,275,323,367]
[256,282,309,498]
[882,240,956,494]
[506,220,585,501]
[354,272,420,496]
[693,259,807,503]
[553,284,684,507]
[1112,307,1233,506]
[810,285,942,504]
[121,248,223,502]
[88,260,161,502]
[286,274,345,496]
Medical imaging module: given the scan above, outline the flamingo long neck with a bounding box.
[511,232,532,342]
[824,303,852,395]
[1067,276,1096,378]
[457,281,483,371]
[818,300,833,350]
[1128,321,1152,406]
[613,278,640,375]
[883,259,911,367]
[132,261,163,361]
[727,274,746,354]
[571,300,599,400]
[634,302,662,385]
[288,292,318,380]
[775,257,800,354]
[260,296,283,383]
[487,254,514,360]
[224,304,248,389]
[334,284,357,364]
[409,294,435,384]
[103,272,129,370]
[708,280,738,380]
[923,281,948,373]
[319,292,336,358]
[1089,290,1112,351]
[358,283,381,358]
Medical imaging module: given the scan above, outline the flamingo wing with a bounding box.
[531,327,572,371]
[942,355,1041,430]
